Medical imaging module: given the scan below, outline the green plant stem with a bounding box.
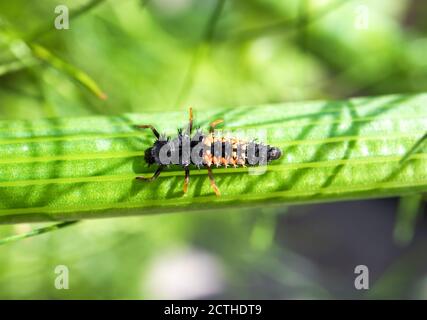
[0,93,426,224]
[174,0,226,107]
[393,194,423,246]
[0,221,78,245]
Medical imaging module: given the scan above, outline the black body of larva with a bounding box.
[137,108,282,196]
[144,131,282,168]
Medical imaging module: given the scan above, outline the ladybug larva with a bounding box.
[136,108,282,196]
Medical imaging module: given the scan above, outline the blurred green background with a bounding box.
[0,0,427,299]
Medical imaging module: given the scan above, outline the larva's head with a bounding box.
[267,146,282,162]
[145,140,169,165]
[144,147,155,165]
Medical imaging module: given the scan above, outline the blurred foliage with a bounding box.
[0,0,426,299]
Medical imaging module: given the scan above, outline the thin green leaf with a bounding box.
[0,93,426,224]
[224,0,347,42]
[250,208,281,251]
[1,28,107,100]
[393,194,423,246]
[0,221,78,245]
[29,44,107,100]
[174,0,226,107]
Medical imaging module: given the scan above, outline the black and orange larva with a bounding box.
[136,108,282,196]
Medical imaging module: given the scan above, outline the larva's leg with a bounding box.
[183,167,190,194]
[136,124,160,139]
[185,107,193,135]
[207,166,221,196]
[209,119,224,133]
[136,166,164,182]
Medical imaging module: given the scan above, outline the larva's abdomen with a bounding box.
[200,133,250,167]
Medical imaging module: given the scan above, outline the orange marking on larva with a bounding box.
[221,157,229,167]
[204,154,212,166]
[204,134,213,146]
